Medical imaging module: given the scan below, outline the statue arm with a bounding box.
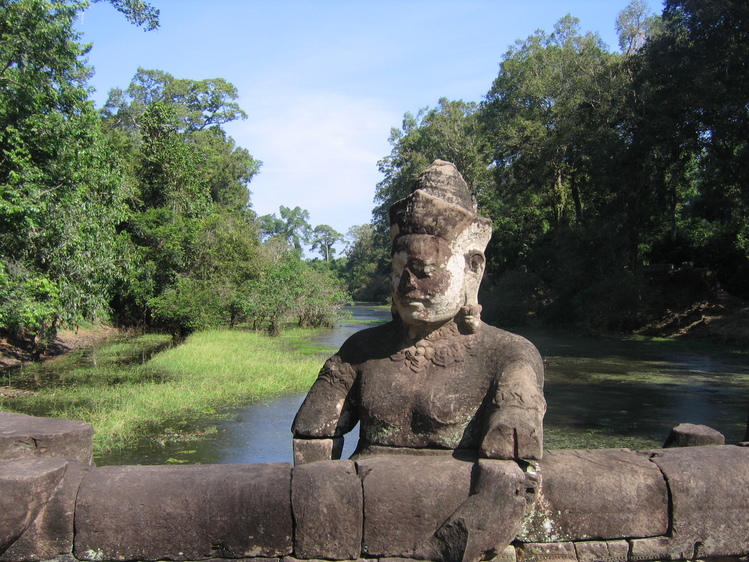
[420,348,545,562]
[479,350,546,461]
[291,355,359,463]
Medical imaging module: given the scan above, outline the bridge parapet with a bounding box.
[1,411,748,562]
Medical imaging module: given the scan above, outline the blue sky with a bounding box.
[76,0,658,249]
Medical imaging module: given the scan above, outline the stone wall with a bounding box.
[1,411,748,562]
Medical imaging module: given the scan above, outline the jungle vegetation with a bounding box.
[2,0,748,353]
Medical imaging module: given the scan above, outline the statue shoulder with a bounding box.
[477,322,543,367]
[337,320,400,363]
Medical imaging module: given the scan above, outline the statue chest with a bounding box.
[356,351,494,449]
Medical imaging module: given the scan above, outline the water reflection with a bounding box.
[95,307,749,465]
[532,330,749,449]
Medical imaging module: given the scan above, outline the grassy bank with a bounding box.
[1,329,324,454]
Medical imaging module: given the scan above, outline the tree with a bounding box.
[148,208,262,336]
[259,206,312,251]
[478,14,668,331]
[101,68,247,134]
[102,67,262,329]
[239,251,348,336]
[634,0,749,296]
[94,0,160,31]
[339,224,390,301]
[0,0,129,350]
[310,224,342,262]
[616,0,657,54]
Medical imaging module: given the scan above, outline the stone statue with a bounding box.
[292,159,545,463]
[292,161,546,561]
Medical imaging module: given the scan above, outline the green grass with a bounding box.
[1,329,323,454]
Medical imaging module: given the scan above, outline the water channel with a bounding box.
[96,305,749,466]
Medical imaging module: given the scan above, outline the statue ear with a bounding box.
[467,253,485,277]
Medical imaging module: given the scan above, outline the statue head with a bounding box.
[389,160,492,330]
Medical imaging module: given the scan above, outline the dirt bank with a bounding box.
[0,325,125,371]
[636,291,749,348]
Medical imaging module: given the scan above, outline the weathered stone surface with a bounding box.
[0,411,93,465]
[520,542,577,562]
[284,558,365,562]
[628,536,671,562]
[0,460,89,562]
[292,160,545,462]
[292,160,546,562]
[74,463,293,561]
[648,445,749,558]
[573,540,629,562]
[489,545,517,562]
[519,449,668,542]
[663,423,725,447]
[292,460,362,560]
[432,459,526,562]
[358,455,473,558]
[0,458,67,556]
[293,437,343,465]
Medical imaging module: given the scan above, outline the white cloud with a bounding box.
[226,90,398,235]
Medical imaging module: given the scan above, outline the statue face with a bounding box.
[391,234,466,326]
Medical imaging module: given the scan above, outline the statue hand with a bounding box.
[480,405,544,460]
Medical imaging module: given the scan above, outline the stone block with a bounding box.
[663,423,725,447]
[489,544,517,562]
[648,445,749,559]
[284,558,366,562]
[573,540,629,562]
[0,460,89,562]
[293,437,343,465]
[0,458,68,556]
[74,463,293,560]
[520,542,577,562]
[519,449,668,542]
[357,455,473,558]
[0,412,93,465]
[292,460,362,560]
[628,537,671,562]
[433,459,525,562]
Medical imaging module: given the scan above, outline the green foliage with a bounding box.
[338,223,390,301]
[0,263,61,352]
[310,224,342,262]
[240,251,348,336]
[101,67,247,133]
[633,0,749,297]
[94,0,160,31]
[0,0,129,348]
[259,205,312,251]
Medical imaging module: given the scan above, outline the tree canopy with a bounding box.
[349,0,749,332]
[0,0,347,349]
[3,0,748,344]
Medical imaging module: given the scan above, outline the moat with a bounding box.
[95,305,749,466]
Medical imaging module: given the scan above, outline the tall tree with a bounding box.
[259,206,312,251]
[635,0,749,296]
[101,68,247,134]
[479,14,661,331]
[0,0,128,350]
[103,69,261,329]
[310,224,342,262]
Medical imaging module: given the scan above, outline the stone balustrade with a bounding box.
[1,410,748,562]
